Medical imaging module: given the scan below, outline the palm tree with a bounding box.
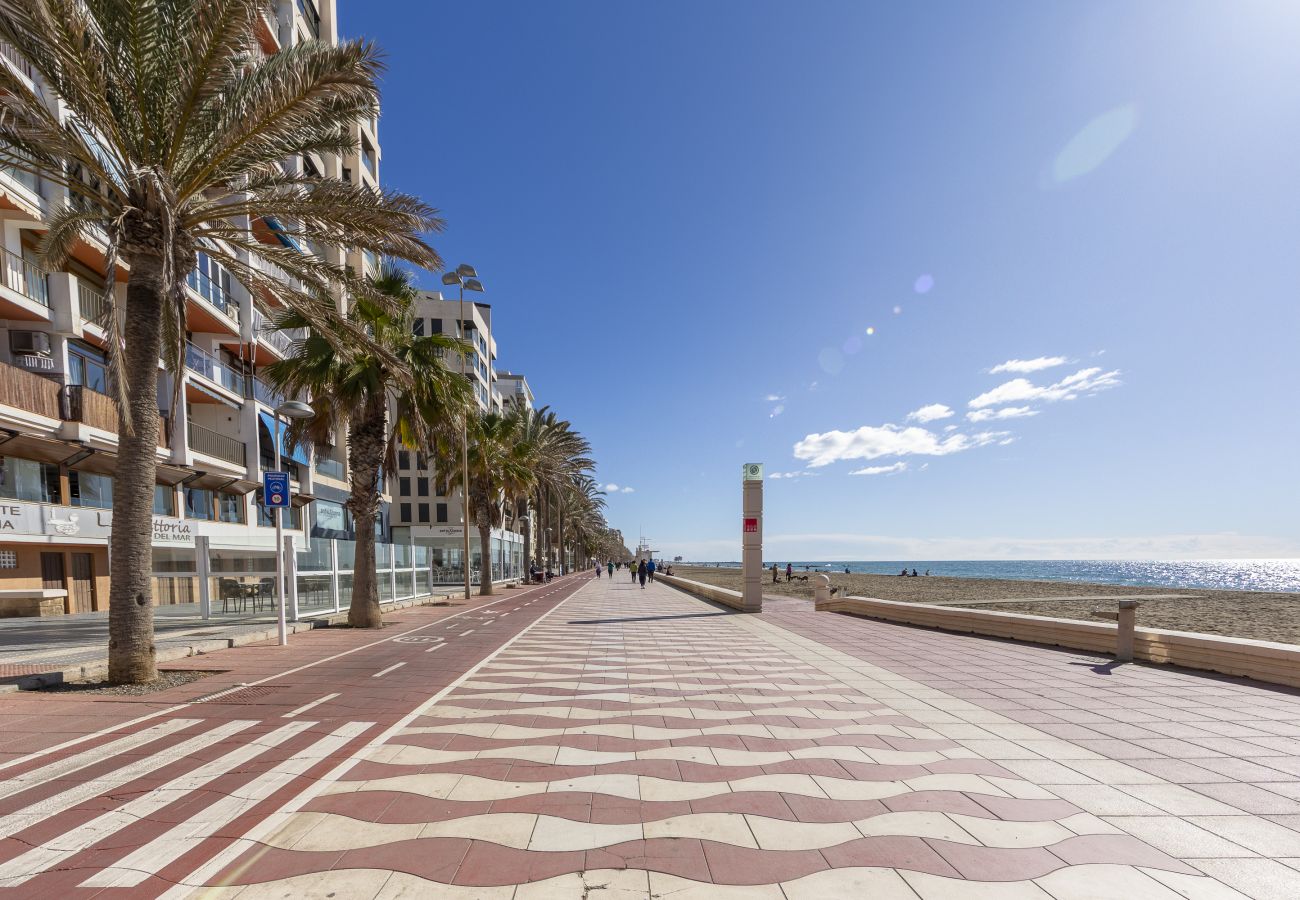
[0,1,443,682]
[463,411,530,596]
[263,264,471,627]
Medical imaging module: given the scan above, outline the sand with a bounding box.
[671,566,1300,646]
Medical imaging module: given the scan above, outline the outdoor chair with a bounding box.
[218,578,245,614]
[256,578,275,611]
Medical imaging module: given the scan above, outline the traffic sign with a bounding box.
[262,471,290,508]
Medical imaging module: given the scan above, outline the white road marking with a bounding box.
[460,630,475,636]
[161,579,589,897]
[282,693,341,718]
[372,662,406,678]
[0,719,251,842]
[85,721,373,889]
[0,718,197,804]
[0,720,308,885]
[424,644,444,653]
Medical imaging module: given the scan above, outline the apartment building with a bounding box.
[389,292,530,584]
[496,371,534,411]
[0,1,377,617]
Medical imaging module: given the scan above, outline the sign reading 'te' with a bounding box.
[743,517,758,533]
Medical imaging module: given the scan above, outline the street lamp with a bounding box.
[441,264,484,602]
[273,399,314,646]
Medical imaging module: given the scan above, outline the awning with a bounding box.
[187,380,242,409]
[257,411,310,467]
[263,217,305,253]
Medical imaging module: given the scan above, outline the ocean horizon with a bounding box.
[678,559,1300,594]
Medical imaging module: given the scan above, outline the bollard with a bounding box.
[1116,599,1139,663]
[813,573,831,605]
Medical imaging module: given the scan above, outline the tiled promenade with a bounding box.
[0,575,1298,896]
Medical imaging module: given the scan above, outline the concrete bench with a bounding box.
[0,589,68,618]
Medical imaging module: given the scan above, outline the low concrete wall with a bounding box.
[816,596,1300,690]
[656,573,747,611]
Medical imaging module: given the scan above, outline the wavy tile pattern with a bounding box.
[193,579,1241,898]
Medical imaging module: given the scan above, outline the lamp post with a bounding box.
[273,399,314,645]
[440,264,483,602]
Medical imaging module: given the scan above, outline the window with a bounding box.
[69,471,113,509]
[418,503,430,523]
[185,487,213,520]
[417,477,429,497]
[398,476,410,497]
[399,502,411,523]
[254,490,300,528]
[411,317,424,336]
[154,484,175,516]
[436,502,448,523]
[416,453,429,469]
[217,492,244,524]
[397,450,410,470]
[429,318,442,334]
[68,342,108,394]
[0,457,59,503]
[0,550,15,569]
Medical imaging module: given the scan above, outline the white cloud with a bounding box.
[943,425,959,433]
[621,486,635,493]
[764,393,784,402]
[769,404,785,418]
[768,471,817,481]
[989,356,1069,375]
[906,403,953,423]
[967,406,1039,423]
[968,367,1121,409]
[793,424,1008,468]
[604,483,619,492]
[850,462,908,476]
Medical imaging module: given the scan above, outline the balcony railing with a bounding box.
[185,342,246,396]
[61,384,169,448]
[0,41,33,80]
[77,277,110,325]
[296,0,320,37]
[188,419,246,466]
[249,376,284,409]
[186,267,239,322]
[0,359,60,419]
[2,246,50,306]
[251,305,304,356]
[251,253,303,293]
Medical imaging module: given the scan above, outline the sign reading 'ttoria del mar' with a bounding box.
[0,502,195,546]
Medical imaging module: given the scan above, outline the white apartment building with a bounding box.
[389,292,531,584]
[0,1,396,618]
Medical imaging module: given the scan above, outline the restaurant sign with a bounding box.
[0,502,194,546]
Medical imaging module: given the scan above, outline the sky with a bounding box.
[350,1,1300,561]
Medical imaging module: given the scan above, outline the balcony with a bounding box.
[296,0,321,37]
[0,359,60,419]
[0,41,33,81]
[249,376,284,409]
[251,304,305,357]
[77,277,110,326]
[186,267,239,322]
[60,384,169,449]
[2,246,50,307]
[188,419,246,466]
[185,342,246,396]
[251,253,303,293]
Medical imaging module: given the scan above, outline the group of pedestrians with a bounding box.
[594,558,657,588]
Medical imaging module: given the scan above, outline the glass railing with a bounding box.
[314,453,345,480]
[187,267,239,322]
[249,376,284,408]
[185,342,246,396]
[2,246,49,306]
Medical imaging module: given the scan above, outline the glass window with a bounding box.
[185,487,213,520]
[217,491,244,524]
[416,452,428,469]
[254,489,300,528]
[417,477,429,497]
[398,476,410,497]
[69,470,113,509]
[411,317,424,336]
[68,342,108,394]
[436,502,448,523]
[397,450,410,470]
[154,484,175,516]
[399,502,411,523]
[429,318,442,334]
[0,456,59,503]
[418,503,429,523]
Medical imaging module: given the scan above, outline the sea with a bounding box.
[682,560,1300,594]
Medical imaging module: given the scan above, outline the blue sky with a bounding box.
[353,1,1300,560]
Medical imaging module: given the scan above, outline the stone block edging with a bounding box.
[816,595,1300,690]
[656,573,747,611]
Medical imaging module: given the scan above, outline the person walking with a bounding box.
[785,562,793,582]
[630,562,637,583]
[637,559,648,589]
[594,563,601,578]
[646,558,656,583]
[607,561,615,578]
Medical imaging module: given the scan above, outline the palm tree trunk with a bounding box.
[346,398,386,628]
[520,499,532,581]
[557,505,565,576]
[107,256,165,684]
[477,523,493,596]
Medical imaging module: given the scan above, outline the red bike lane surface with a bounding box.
[0,575,591,897]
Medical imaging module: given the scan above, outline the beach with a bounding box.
[672,566,1300,645]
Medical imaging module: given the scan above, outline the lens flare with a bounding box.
[914,274,934,294]
[817,348,844,375]
[842,335,862,355]
[865,326,875,336]
[892,305,902,315]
